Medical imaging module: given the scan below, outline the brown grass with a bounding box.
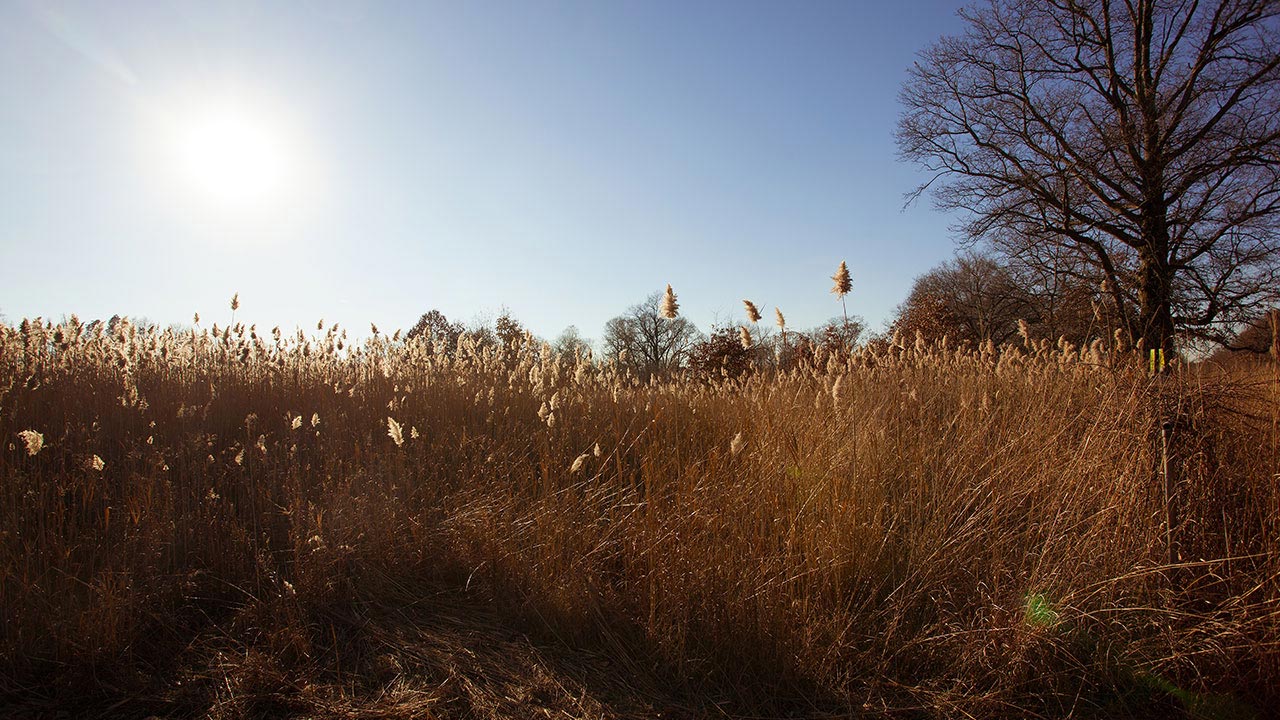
[1,316,1277,718]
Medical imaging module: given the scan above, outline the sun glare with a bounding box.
[171,106,290,206]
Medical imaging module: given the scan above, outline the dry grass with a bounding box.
[1,316,1277,718]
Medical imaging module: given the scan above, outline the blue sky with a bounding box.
[0,0,968,343]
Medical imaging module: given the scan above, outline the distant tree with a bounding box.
[889,287,956,346]
[898,0,1280,354]
[891,251,1108,347]
[406,309,464,351]
[786,316,866,368]
[552,325,592,360]
[1006,250,1110,345]
[1212,308,1280,358]
[494,311,528,360]
[893,253,1034,346]
[602,292,702,377]
[464,325,499,351]
[813,316,865,352]
[493,312,520,347]
[130,316,157,332]
[687,325,754,381]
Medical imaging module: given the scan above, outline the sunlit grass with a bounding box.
[1,315,1276,716]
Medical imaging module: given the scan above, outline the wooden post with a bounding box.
[1162,418,1175,566]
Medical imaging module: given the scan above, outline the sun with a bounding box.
[171,106,290,206]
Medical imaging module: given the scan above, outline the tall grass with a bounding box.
[1,316,1276,716]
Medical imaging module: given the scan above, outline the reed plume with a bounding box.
[729,431,745,456]
[17,430,43,456]
[660,284,680,319]
[830,261,851,297]
[831,260,853,340]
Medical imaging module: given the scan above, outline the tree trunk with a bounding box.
[1135,150,1176,357]
[1136,246,1175,358]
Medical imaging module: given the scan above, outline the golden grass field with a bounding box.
[2,317,1277,718]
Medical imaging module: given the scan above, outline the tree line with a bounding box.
[404,292,868,382]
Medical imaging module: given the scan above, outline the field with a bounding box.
[2,317,1278,718]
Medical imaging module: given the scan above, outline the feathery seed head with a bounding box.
[660,284,680,319]
[739,326,752,349]
[387,417,404,447]
[18,430,43,456]
[230,293,240,312]
[775,308,786,329]
[730,431,745,456]
[743,300,762,323]
[831,261,852,298]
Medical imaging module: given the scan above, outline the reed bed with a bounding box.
[1,316,1276,717]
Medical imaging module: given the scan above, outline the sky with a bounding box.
[0,0,970,344]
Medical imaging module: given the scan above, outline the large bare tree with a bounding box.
[898,0,1280,353]
[602,292,702,378]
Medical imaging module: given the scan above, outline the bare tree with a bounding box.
[1004,244,1112,343]
[552,325,592,360]
[894,252,1035,346]
[602,292,702,378]
[892,250,1113,346]
[898,0,1280,354]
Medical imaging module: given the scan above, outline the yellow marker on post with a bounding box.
[1149,348,1167,375]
